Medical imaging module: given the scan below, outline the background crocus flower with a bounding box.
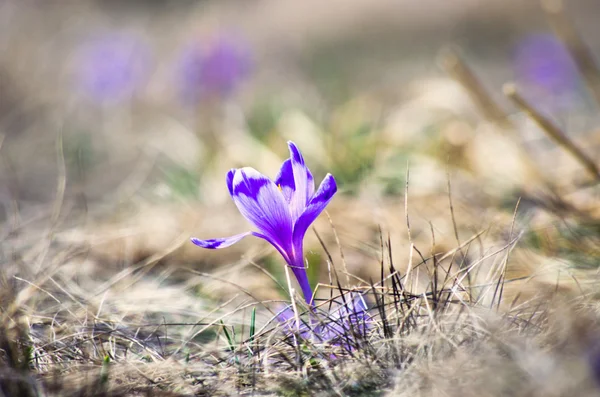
[513,33,579,110]
[276,293,370,350]
[321,294,370,339]
[191,141,337,304]
[76,33,151,102]
[176,34,252,103]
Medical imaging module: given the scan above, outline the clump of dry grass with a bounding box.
[2,197,600,397]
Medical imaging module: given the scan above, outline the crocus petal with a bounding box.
[333,294,369,325]
[190,231,252,249]
[275,305,312,339]
[251,231,292,265]
[226,168,236,196]
[288,173,336,305]
[288,141,315,222]
[292,173,337,250]
[274,159,295,203]
[275,294,370,349]
[231,167,294,254]
[191,230,292,264]
[317,293,370,346]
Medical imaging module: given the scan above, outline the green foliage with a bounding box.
[220,321,240,365]
[247,100,283,142]
[100,354,111,385]
[262,256,288,298]
[523,221,600,269]
[160,163,200,200]
[305,251,322,292]
[276,377,313,397]
[220,320,236,353]
[64,132,101,181]
[328,123,378,191]
[379,151,411,196]
[302,43,356,105]
[249,307,256,345]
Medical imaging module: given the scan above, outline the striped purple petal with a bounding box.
[226,169,236,196]
[292,173,337,253]
[288,141,315,222]
[191,231,252,249]
[231,167,293,256]
[191,230,292,266]
[274,159,295,203]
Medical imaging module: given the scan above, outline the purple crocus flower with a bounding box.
[177,34,252,103]
[191,141,337,304]
[277,293,370,349]
[76,34,151,102]
[513,33,579,110]
[201,35,251,95]
[322,294,370,340]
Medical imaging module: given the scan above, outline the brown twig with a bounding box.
[440,47,512,128]
[504,83,600,180]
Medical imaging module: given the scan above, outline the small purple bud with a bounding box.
[76,34,151,102]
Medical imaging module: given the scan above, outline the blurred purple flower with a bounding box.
[586,337,600,387]
[191,141,337,304]
[513,34,579,108]
[277,293,370,349]
[76,34,151,102]
[177,34,252,103]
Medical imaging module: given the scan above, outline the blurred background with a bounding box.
[1,0,600,303]
[4,2,600,395]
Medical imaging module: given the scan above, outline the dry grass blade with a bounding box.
[324,210,350,287]
[439,47,512,128]
[504,83,600,180]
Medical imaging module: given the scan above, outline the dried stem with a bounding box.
[504,83,600,180]
[324,210,350,287]
[283,265,302,342]
[440,47,512,128]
